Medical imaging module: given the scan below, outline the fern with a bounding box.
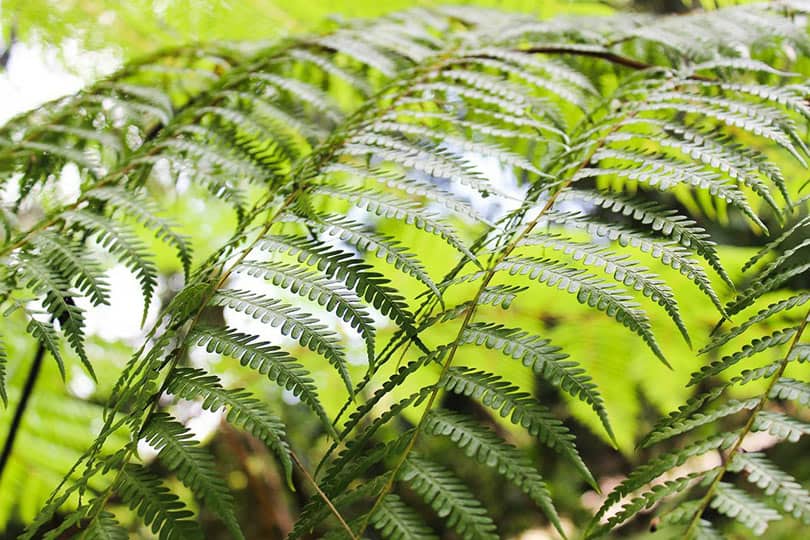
[2,3,809,539]
[593,198,810,537]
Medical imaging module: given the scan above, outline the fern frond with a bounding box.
[770,377,810,405]
[497,256,666,364]
[476,284,528,309]
[287,213,442,301]
[726,262,810,317]
[424,409,563,536]
[31,231,110,307]
[443,367,595,489]
[187,326,333,436]
[641,92,807,162]
[702,293,810,354]
[710,481,781,535]
[210,288,353,393]
[322,162,483,221]
[544,211,726,314]
[752,410,810,442]
[639,397,761,447]
[459,322,613,442]
[257,234,417,333]
[594,470,712,537]
[17,254,89,375]
[689,327,798,386]
[371,494,440,540]
[589,432,739,529]
[142,413,243,539]
[521,232,689,343]
[556,189,731,287]
[89,187,193,276]
[84,512,129,540]
[312,184,479,264]
[117,464,204,540]
[742,214,810,273]
[400,455,499,540]
[165,367,293,485]
[23,316,65,378]
[730,451,810,523]
[64,209,158,318]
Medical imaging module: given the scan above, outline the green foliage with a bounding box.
[0,2,808,539]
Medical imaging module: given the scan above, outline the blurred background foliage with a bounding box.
[0,1,808,539]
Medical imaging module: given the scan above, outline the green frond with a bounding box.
[312,184,479,265]
[730,452,810,523]
[748,238,810,287]
[116,464,204,540]
[589,432,739,529]
[609,121,785,214]
[423,69,538,115]
[322,431,414,498]
[257,234,417,333]
[711,481,781,535]
[770,377,810,405]
[235,260,377,361]
[742,214,810,273]
[84,512,129,540]
[702,293,810,354]
[424,409,563,537]
[31,231,111,307]
[477,284,528,309]
[592,471,712,537]
[400,455,499,540]
[165,367,293,486]
[443,367,595,489]
[289,49,373,96]
[371,494,440,540]
[322,163,483,221]
[291,213,442,301]
[210,288,353,394]
[639,94,807,165]
[521,232,690,344]
[689,327,798,386]
[23,316,65,378]
[187,326,334,436]
[64,209,158,319]
[639,397,761,447]
[339,352,441,441]
[17,254,89,376]
[459,322,613,442]
[497,256,667,365]
[726,262,810,317]
[248,72,343,124]
[142,413,243,540]
[752,410,810,442]
[544,211,726,315]
[368,120,547,177]
[556,189,731,287]
[638,385,727,449]
[90,187,193,276]
[578,149,765,230]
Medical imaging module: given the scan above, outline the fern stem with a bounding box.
[292,450,359,540]
[683,305,810,538]
[0,341,45,486]
[359,98,634,535]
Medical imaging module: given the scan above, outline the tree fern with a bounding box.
[2,3,809,539]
